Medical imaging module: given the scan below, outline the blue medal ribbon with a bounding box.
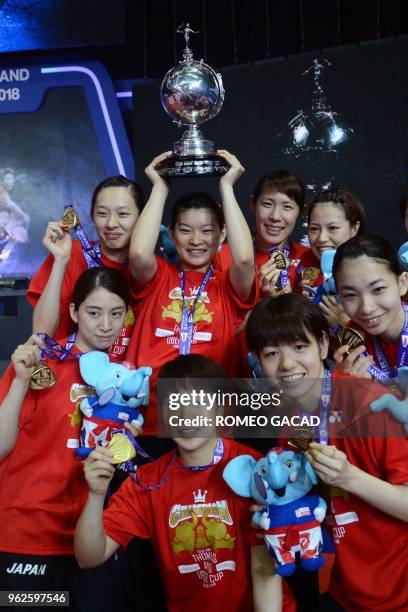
[178,265,213,355]
[368,304,408,382]
[63,204,103,269]
[37,331,80,362]
[300,369,332,445]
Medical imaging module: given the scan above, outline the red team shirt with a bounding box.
[126,256,259,434]
[27,240,135,361]
[280,373,408,611]
[216,240,309,292]
[363,333,400,372]
[215,241,310,377]
[0,347,91,555]
[104,438,262,612]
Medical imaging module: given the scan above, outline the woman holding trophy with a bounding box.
[126,150,258,436]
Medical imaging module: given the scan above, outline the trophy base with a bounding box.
[157,154,229,178]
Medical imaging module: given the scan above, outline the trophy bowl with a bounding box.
[157,24,229,178]
[161,60,223,128]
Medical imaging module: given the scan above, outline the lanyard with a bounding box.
[178,265,213,355]
[63,205,103,269]
[300,369,331,445]
[38,331,79,361]
[368,304,408,382]
[131,437,224,489]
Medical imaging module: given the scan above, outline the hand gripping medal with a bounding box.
[61,206,80,230]
[337,327,365,352]
[107,433,137,464]
[287,427,315,451]
[270,250,288,270]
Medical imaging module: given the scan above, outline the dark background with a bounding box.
[132,36,408,247]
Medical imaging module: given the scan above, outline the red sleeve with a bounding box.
[103,477,150,549]
[0,363,15,404]
[26,242,85,337]
[26,253,55,307]
[128,255,170,303]
[213,244,233,272]
[224,269,260,312]
[27,241,83,310]
[0,364,38,430]
[383,438,408,484]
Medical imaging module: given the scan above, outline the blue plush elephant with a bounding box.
[159,224,179,263]
[76,351,152,461]
[223,447,326,576]
[309,248,337,305]
[370,366,408,433]
[398,241,408,271]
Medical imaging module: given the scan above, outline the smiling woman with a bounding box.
[0,267,129,608]
[126,150,258,435]
[332,234,408,377]
[27,175,144,361]
[246,292,408,611]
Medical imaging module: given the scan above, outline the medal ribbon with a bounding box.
[368,304,408,382]
[38,331,80,362]
[178,265,213,355]
[63,204,103,269]
[300,369,331,445]
[130,437,224,489]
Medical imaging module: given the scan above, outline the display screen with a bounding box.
[0,0,125,52]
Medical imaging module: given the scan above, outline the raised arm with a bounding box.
[128,152,172,286]
[217,151,255,301]
[75,447,120,568]
[0,335,44,460]
[251,545,282,612]
[32,221,72,335]
[306,442,408,522]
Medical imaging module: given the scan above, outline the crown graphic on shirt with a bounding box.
[193,489,208,503]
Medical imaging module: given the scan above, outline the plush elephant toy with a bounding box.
[309,248,337,304]
[398,241,408,271]
[159,224,179,263]
[76,351,152,462]
[223,447,327,576]
[370,366,408,433]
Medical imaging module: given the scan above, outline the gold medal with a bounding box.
[287,427,315,451]
[301,267,320,284]
[337,327,365,351]
[61,206,79,230]
[30,362,57,390]
[108,433,136,464]
[270,250,288,270]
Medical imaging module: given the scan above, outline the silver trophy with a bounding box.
[157,24,229,177]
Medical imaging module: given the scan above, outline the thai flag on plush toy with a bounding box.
[76,351,153,468]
